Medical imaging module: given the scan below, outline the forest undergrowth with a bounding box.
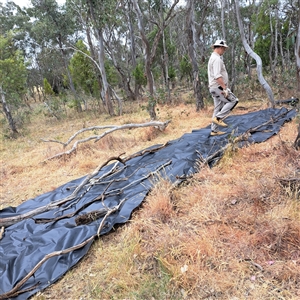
[0,95,300,300]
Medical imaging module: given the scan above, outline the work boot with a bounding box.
[210,130,226,136]
[212,117,228,127]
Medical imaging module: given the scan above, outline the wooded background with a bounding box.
[1,0,300,135]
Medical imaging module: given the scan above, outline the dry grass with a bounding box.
[1,98,300,300]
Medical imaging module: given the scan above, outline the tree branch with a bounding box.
[41,120,170,161]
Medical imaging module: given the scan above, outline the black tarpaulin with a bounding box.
[0,107,297,299]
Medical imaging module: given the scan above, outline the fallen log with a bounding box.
[41,120,171,161]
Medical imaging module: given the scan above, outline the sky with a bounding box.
[2,0,65,7]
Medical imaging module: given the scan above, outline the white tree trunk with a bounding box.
[234,0,275,107]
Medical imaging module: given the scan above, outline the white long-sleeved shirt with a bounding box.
[207,52,228,89]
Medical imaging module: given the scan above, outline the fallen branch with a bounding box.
[0,235,95,299]
[42,120,171,161]
[0,199,126,299]
[0,226,4,240]
[0,155,125,228]
[1,143,169,228]
[96,198,126,236]
[198,109,291,166]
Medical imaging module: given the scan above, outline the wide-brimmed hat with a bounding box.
[211,39,228,48]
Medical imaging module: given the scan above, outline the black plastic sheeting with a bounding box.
[0,107,297,299]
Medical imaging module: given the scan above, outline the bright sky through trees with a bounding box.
[1,0,66,7]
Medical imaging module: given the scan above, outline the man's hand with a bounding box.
[222,88,229,98]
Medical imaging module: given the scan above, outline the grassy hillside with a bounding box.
[1,97,299,300]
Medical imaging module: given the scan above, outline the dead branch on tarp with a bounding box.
[96,198,126,236]
[198,109,291,167]
[0,155,125,228]
[53,143,169,215]
[0,144,169,228]
[0,226,4,240]
[42,120,171,161]
[0,235,95,300]
[34,154,171,226]
[0,199,126,299]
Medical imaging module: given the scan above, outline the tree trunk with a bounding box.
[186,0,204,111]
[125,0,138,100]
[221,0,226,40]
[96,30,114,116]
[87,0,114,116]
[132,0,179,119]
[269,6,278,83]
[132,0,156,119]
[234,0,275,107]
[295,0,300,91]
[162,24,171,102]
[58,36,82,112]
[86,24,103,107]
[0,85,18,135]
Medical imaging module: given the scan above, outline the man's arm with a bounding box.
[216,77,226,90]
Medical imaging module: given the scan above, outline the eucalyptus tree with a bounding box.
[132,0,180,120]
[27,0,82,111]
[0,1,36,102]
[0,32,27,135]
[234,0,275,107]
[186,0,204,111]
[64,0,106,113]
[0,1,32,53]
[101,0,136,106]
[295,0,300,91]
[69,40,100,99]
[253,0,280,82]
[81,0,119,116]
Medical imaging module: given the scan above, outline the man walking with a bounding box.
[208,40,239,136]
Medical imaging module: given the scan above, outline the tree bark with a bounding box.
[132,0,179,119]
[132,0,156,119]
[0,85,18,135]
[186,0,204,111]
[85,23,103,107]
[234,0,275,107]
[87,0,115,116]
[124,0,138,100]
[295,0,300,91]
